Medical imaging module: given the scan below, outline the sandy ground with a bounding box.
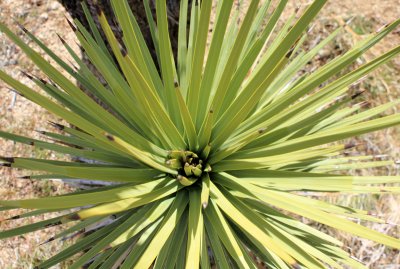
[0,0,78,268]
[0,0,399,268]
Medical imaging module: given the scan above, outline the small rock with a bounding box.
[40,13,48,21]
[318,48,331,58]
[48,1,61,11]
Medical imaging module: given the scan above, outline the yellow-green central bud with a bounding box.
[166,150,211,186]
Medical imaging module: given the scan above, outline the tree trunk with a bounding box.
[59,0,185,69]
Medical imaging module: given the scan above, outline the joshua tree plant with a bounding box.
[1,0,400,268]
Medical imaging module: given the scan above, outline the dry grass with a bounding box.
[0,0,399,268]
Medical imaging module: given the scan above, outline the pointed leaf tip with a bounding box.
[20,70,33,80]
[5,215,21,221]
[16,22,28,33]
[286,47,295,58]
[48,121,65,130]
[65,16,77,32]
[56,33,66,44]
[44,220,63,228]
[345,142,357,149]
[18,176,31,179]
[39,236,55,246]
[352,90,366,99]
[377,22,390,33]
[0,156,14,163]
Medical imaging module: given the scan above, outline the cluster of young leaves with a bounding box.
[0,0,400,268]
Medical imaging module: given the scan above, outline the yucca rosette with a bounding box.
[1,1,400,268]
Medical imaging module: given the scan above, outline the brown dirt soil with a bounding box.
[0,0,399,268]
[0,0,78,268]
